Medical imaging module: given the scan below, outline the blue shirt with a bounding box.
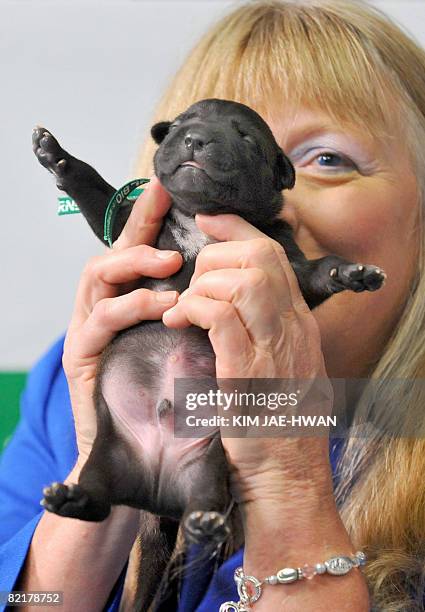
[0,336,344,611]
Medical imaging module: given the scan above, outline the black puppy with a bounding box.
[33,97,384,553]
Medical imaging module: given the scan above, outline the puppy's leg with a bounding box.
[41,437,113,521]
[40,394,151,521]
[292,255,386,309]
[182,437,232,547]
[32,127,132,243]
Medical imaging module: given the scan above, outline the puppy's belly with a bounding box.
[100,321,217,471]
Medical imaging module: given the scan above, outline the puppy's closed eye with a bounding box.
[230,119,255,143]
[240,133,256,144]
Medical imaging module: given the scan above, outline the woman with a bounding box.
[1,0,425,610]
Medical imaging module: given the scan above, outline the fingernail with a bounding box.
[162,306,177,321]
[156,291,178,303]
[156,250,178,259]
[195,214,213,229]
[144,175,156,189]
[178,288,190,301]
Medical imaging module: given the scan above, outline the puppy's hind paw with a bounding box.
[40,481,110,521]
[184,510,230,545]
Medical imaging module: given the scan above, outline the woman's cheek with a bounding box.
[287,176,413,265]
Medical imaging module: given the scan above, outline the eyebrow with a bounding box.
[283,122,345,146]
[282,123,376,158]
[280,114,374,149]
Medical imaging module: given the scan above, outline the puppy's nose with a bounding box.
[184,131,210,151]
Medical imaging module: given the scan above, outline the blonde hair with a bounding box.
[134,1,425,608]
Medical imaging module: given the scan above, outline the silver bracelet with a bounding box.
[219,551,367,611]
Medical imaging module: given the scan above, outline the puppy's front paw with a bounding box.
[330,263,386,292]
[32,127,69,189]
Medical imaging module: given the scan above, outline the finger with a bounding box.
[189,238,288,291]
[194,214,310,314]
[195,213,266,241]
[73,288,178,358]
[90,245,181,286]
[72,245,182,323]
[113,176,172,250]
[178,269,284,344]
[189,237,301,316]
[162,295,254,376]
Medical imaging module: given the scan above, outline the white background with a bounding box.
[1,0,424,369]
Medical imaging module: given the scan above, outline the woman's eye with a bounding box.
[309,151,357,172]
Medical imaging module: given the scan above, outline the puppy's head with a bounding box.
[151,99,295,225]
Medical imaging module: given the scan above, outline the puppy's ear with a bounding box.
[151,121,172,144]
[275,149,296,191]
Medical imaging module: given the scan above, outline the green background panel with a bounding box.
[0,373,27,453]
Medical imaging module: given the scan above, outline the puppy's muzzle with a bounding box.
[184,129,213,152]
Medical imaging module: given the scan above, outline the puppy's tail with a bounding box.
[134,513,179,612]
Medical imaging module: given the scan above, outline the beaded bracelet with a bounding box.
[219,551,367,611]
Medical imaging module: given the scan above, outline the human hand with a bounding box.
[162,212,368,611]
[162,212,334,507]
[63,177,183,466]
